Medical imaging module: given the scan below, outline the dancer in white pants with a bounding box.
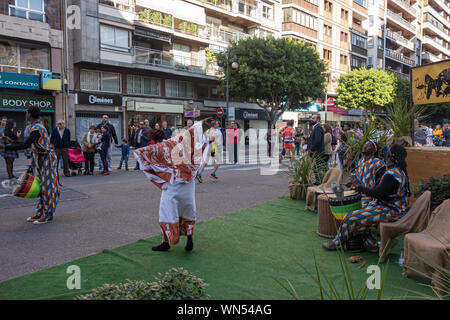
[134,119,212,251]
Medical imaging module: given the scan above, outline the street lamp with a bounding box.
[218,53,238,127]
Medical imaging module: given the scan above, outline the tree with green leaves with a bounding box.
[337,69,397,118]
[217,37,327,129]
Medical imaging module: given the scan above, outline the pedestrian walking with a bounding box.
[307,114,325,184]
[282,120,295,167]
[323,124,333,167]
[0,119,21,179]
[50,119,71,177]
[294,127,303,156]
[133,121,149,170]
[0,106,60,225]
[197,120,223,182]
[117,138,130,170]
[97,115,118,172]
[227,121,239,164]
[99,125,111,176]
[0,116,7,137]
[81,125,98,175]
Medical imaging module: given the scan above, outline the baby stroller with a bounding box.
[68,140,86,176]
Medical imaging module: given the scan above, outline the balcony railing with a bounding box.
[201,0,233,12]
[422,51,441,62]
[391,0,416,15]
[389,70,410,80]
[205,25,251,44]
[387,9,416,32]
[385,48,415,66]
[100,0,135,11]
[133,47,206,75]
[385,28,414,50]
[423,35,450,54]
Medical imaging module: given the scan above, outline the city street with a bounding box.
[0,155,288,282]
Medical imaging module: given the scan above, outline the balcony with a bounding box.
[424,3,448,28]
[205,25,251,44]
[133,47,206,75]
[385,28,414,50]
[386,9,416,33]
[237,1,259,19]
[390,0,416,17]
[423,15,450,42]
[422,51,442,63]
[385,48,415,66]
[200,0,233,12]
[136,8,173,30]
[388,70,410,79]
[422,35,450,56]
[100,0,135,11]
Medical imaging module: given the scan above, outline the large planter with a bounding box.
[288,181,309,200]
[393,136,413,147]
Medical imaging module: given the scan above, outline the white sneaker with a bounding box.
[33,220,51,225]
[26,216,39,222]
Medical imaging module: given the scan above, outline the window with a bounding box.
[368,56,373,67]
[340,54,348,65]
[324,0,332,13]
[340,31,348,42]
[377,58,383,69]
[377,37,383,49]
[287,8,318,30]
[351,57,366,68]
[80,70,121,93]
[165,79,194,98]
[368,36,374,48]
[341,9,348,21]
[353,18,361,26]
[323,49,332,61]
[0,39,49,74]
[369,15,374,27]
[9,0,44,22]
[100,25,131,52]
[127,75,160,96]
[351,33,367,48]
[262,4,273,20]
[324,24,332,37]
[173,43,191,66]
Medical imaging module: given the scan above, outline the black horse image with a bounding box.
[416,68,450,99]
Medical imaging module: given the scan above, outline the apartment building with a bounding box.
[421,0,450,65]
[281,0,369,124]
[66,0,282,146]
[366,0,450,79]
[0,0,64,131]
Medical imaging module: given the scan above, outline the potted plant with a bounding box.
[162,14,173,28]
[287,152,321,200]
[414,174,450,211]
[380,101,427,147]
[150,11,162,25]
[138,9,150,23]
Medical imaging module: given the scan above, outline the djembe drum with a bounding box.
[12,172,41,199]
[328,191,365,252]
[317,194,339,238]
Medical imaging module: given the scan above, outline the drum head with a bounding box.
[11,173,26,194]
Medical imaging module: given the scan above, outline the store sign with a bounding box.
[0,71,40,90]
[41,72,62,91]
[78,93,122,106]
[0,94,55,111]
[127,101,183,113]
[328,105,349,114]
[235,109,267,120]
[184,110,200,118]
[411,59,450,105]
[134,28,171,43]
[228,106,235,121]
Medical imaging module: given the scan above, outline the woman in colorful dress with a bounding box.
[349,141,386,207]
[283,120,295,167]
[0,106,61,225]
[322,144,410,253]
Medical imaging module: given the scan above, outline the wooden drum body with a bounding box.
[12,172,41,199]
[317,194,339,238]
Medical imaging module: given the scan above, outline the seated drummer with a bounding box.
[347,140,385,207]
[323,144,411,253]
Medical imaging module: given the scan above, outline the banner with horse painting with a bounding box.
[411,59,450,105]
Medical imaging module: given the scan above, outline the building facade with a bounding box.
[66,0,282,149]
[0,0,64,132]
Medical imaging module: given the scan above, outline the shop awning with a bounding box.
[127,101,184,113]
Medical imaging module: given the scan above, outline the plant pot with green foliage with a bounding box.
[380,101,427,148]
[287,153,319,200]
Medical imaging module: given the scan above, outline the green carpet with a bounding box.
[0,197,434,300]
